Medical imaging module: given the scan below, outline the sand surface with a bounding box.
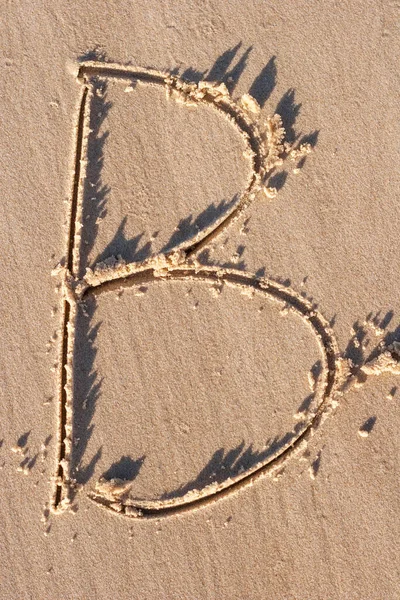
[1,1,400,598]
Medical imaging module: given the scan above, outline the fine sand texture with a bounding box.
[1,2,400,599]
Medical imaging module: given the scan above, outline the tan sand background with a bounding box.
[1,1,399,598]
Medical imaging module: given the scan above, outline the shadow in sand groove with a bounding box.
[156,393,314,503]
[71,295,103,487]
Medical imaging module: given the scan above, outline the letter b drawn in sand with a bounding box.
[51,59,400,520]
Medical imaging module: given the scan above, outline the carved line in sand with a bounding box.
[87,265,339,519]
[51,63,400,519]
[86,271,400,520]
[75,61,308,265]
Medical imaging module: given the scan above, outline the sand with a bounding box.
[1,1,399,598]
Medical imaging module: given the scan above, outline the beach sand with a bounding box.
[1,1,399,598]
